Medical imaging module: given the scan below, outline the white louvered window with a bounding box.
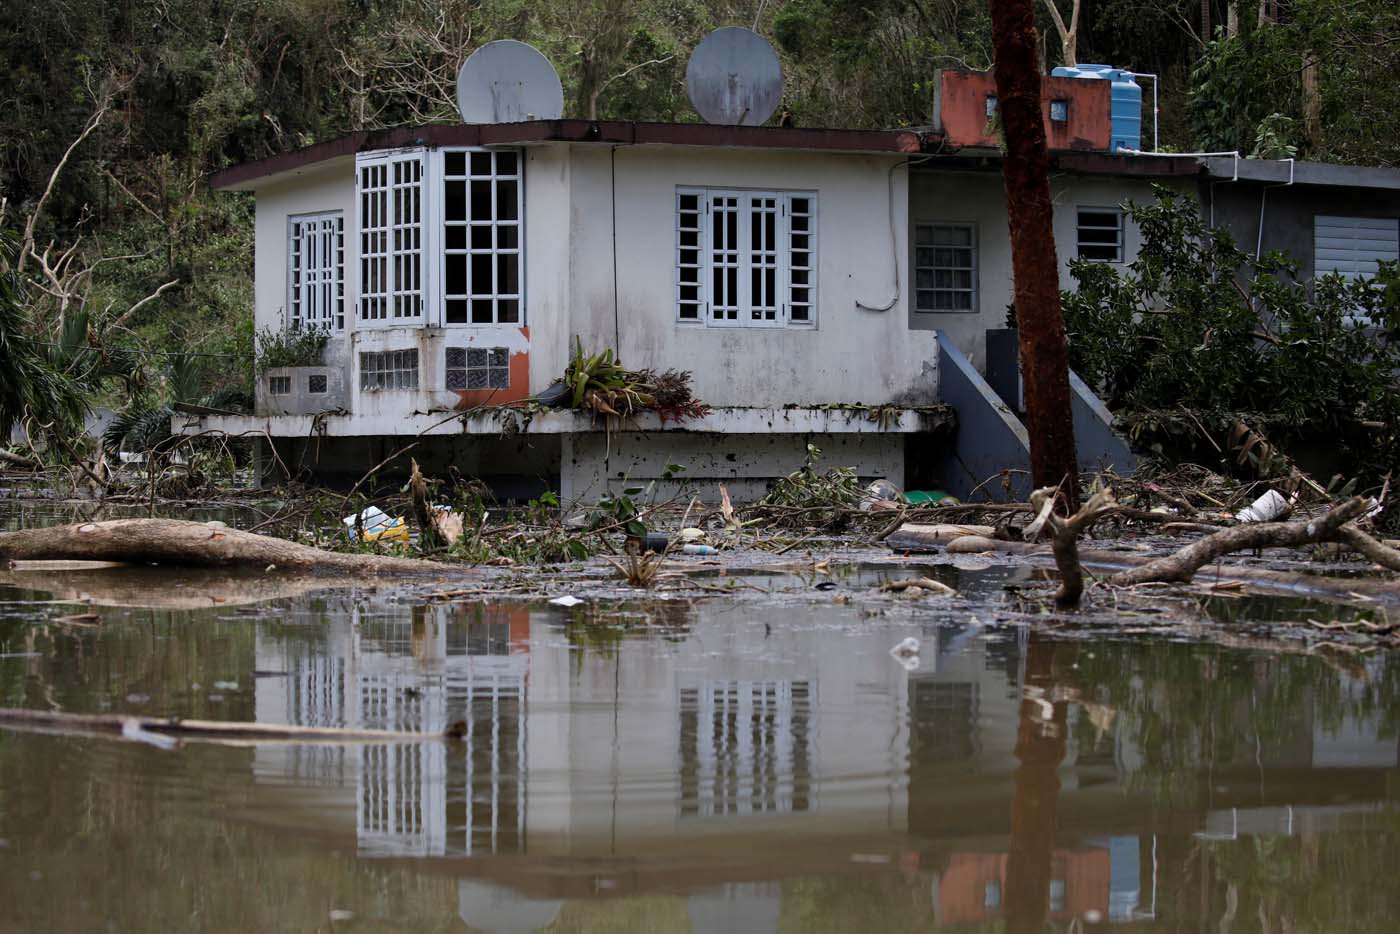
[1314,215,1400,283]
[676,187,817,328]
[358,152,424,324]
[288,212,344,330]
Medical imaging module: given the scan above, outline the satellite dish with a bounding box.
[686,27,784,126]
[456,40,564,124]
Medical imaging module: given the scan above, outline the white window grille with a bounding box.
[678,679,813,817]
[360,349,419,391]
[676,191,704,321]
[268,375,291,395]
[788,195,815,323]
[676,187,818,328]
[1077,207,1125,262]
[442,149,522,325]
[288,212,345,330]
[446,347,509,390]
[358,153,424,324]
[914,223,978,312]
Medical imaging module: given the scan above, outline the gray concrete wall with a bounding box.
[910,168,1184,369]
[1207,181,1400,278]
[933,333,1032,500]
[561,431,906,505]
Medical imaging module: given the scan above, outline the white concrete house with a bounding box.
[183,119,1192,499]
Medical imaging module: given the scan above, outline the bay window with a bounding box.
[354,147,523,328]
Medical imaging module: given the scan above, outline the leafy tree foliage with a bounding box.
[1190,0,1400,166]
[1063,187,1400,484]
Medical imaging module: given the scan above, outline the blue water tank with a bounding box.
[1050,64,1142,153]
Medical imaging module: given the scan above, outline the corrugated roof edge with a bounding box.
[209,120,936,190]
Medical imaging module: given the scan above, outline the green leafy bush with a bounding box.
[1063,186,1400,483]
[255,326,329,373]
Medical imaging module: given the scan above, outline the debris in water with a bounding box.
[121,718,179,750]
[1236,489,1293,523]
[550,595,585,608]
[881,577,956,597]
[890,636,920,657]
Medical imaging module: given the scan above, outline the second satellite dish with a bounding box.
[456,40,564,124]
[686,27,784,126]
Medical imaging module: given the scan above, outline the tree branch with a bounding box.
[1109,497,1369,587]
[19,94,111,275]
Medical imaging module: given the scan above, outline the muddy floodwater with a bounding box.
[2,497,1400,931]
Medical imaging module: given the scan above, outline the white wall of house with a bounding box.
[254,161,357,371]
[556,145,940,409]
[244,145,1177,463]
[909,170,1184,369]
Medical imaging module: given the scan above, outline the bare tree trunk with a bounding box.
[1039,0,1080,67]
[1301,53,1323,153]
[1227,0,1240,37]
[0,519,459,576]
[990,0,1081,508]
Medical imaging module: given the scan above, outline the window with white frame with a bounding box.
[358,154,424,323]
[913,223,977,312]
[360,349,419,391]
[1076,207,1125,262]
[443,150,521,324]
[288,212,344,330]
[676,188,817,327]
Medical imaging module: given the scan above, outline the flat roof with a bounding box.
[214,119,1400,193]
[210,120,936,191]
[1203,156,1400,190]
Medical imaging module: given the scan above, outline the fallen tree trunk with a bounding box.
[1107,498,1369,586]
[0,706,466,744]
[0,519,460,576]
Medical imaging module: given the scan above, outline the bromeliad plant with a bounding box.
[564,338,710,423]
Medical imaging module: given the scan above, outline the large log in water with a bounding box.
[0,518,456,576]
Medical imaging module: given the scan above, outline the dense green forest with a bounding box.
[0,0,1397,448]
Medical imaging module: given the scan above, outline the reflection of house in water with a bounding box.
[246,591,1400,931]
[254,601,914,863]
[679,680,812,817]
[256,603,530,858]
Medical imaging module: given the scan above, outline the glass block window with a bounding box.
[288,212,344,331]
[307,374,328,394]
[1077,207,1125,262]
[445,347,509,390]
[914,223,977,312]
[1050,99,1069,122]
[269,375,292,396]
[360,349,419,391]
[676,188,817,328]
[443,149,521,325]
[357,154,424,323]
